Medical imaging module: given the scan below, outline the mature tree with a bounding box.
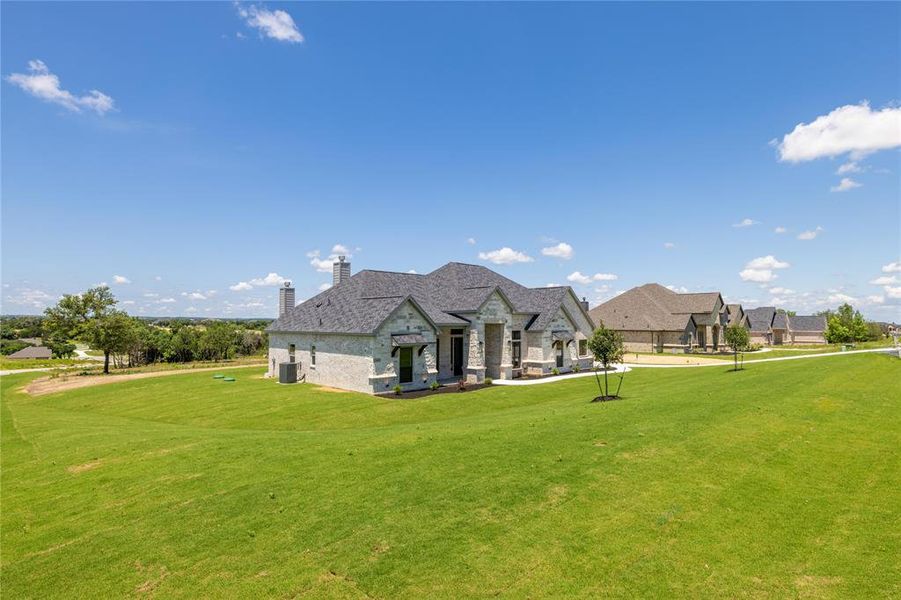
[43,286,119,373]
[198,322,237,361]
[825,303,869,343]
[724,324,750,371]
[84,311,136,373]
[45,339,76,359]
[587,322,625,400]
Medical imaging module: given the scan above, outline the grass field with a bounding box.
[2,354,899,598]
[0,357,93,371]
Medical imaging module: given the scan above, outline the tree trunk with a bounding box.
[103,351,110,374]
[604,366,609,397]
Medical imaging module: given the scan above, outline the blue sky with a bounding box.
[2,2,899,319]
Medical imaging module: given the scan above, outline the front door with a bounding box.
[399,347,413,383]
[555,342,564,368]
[452,336,464,376]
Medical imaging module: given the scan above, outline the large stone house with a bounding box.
[267,259,596,394]
[745,307,827,345]
[588,283,730,353]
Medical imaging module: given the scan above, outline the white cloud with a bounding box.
[663,242,675,249]
[886,286,901,300]
[827,292,857,305]
[308,247,353,272]
[236,4,303,43]
[830,177,861,192]
[185,306,198,314]
[154,276,162,281]
[566,271,618,286]
[797,226,824,241]
[466,237,477,245]
[3,287,54,309]
[158,297,176,304]
[249,272,289,286]
[540,242,574,260]
[774,226,787,234]
[768,287,795,295]
[406,269,418,274]
[870,275,897,286]
[740,255,790,283]
[143,292,159,298]
[882,261,901,273]
[181,292,207,301]
[318,283,332,291]
[6,59,115,115]
[122,300,135,306]
[836,161,861,175]
[478,247,534,265]
[746,255,790,270]
[230,281,253,291]
[112,275,131,284]
[867,295,885,304]
[776,102,901,162]
[733,218,759,228]
[666,285,689,293]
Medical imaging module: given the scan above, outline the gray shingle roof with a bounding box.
[772,312,789,329]
[588,283,720,332]
[7,345,52,359]
[746,307,776,333]
[788,315,826,332]
[267,262,589,335]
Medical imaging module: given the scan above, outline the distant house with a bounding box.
[7,345,52,360]
[589,283,729,353]
[267,259,596,394]
[745,307,826,345]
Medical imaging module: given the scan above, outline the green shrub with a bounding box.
[551,368,560,376]
[393,384,402,395]
[484,377,493,386]
[429,381,440,391]
[573,363,581,372]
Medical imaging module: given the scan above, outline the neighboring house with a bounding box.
[720,303,748,331]
[745,307,827,345]
[588,283,728,353]
[746,306,777,345]
[7,345,52,359]
[267,259,596,394]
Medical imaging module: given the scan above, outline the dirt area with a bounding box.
[376,382,490,399]
[623,353,726,366]
[23,363,265,397]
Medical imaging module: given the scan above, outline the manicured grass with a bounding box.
[2,355,899,597]
[0,357,93,370]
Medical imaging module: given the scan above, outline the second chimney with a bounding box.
[279,281,295,317]
[333,255,351,286]
[580,297,589,312]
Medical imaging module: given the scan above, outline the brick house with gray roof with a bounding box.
[746,307,826,345]
[589,283,731,353]
[267,259,596,393]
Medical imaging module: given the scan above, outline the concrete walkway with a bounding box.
[491,366,631,386]
[622,347,897,369]
[491,347,896,386]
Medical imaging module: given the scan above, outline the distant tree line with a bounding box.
[10,286,272,373]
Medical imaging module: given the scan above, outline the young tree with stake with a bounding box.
[587,322,625,400]
[724,324,750,371]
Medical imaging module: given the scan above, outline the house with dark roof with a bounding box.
[745,307,827,345]
[7,345,52,360]
[266,258,596,393]
[588,283,729,353]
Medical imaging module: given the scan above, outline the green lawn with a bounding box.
[2,354,899,598]
[0,357,94,371]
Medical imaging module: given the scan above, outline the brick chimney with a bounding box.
[580,297,589,311]
[333,255,351,286]
[278,281,295,317]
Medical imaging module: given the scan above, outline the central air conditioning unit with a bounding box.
[279,362,298,384]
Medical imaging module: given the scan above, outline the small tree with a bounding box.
[587,322,625,400]
[724,324,750,371]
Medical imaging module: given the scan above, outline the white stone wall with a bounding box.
[268,332,375,394]
[462,291,516,382]
[370,300,438,393]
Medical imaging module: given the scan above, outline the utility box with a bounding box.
[279,362,298,384]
